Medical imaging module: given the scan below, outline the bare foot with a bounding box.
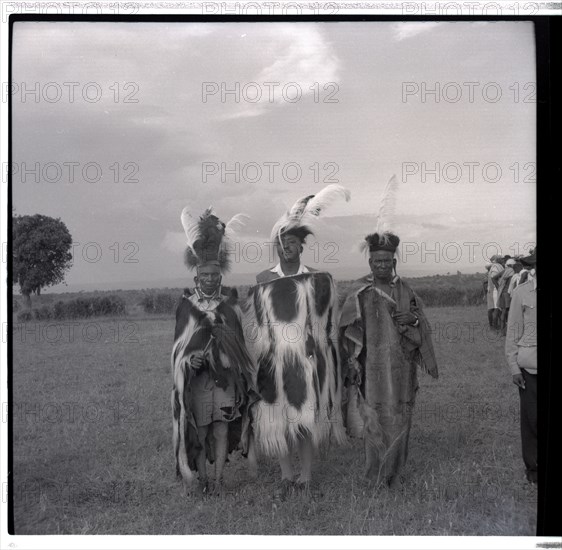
[197,477,209,496]
[211,478,225,496]
[247,463,258,480]
[273,478,295,501]
[387,475,405,489]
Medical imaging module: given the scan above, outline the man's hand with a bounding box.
[512,373,526,389]
[345,358,362,386]
[347,366,358,385]
[190,351,206,370]
[393,311,418,326]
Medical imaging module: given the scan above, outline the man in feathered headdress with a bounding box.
[171,207,257,495]
[339,175,438,488]
[256,184,350,283]
[246,185,350,496]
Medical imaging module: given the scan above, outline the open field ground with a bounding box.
[11,306,537,535]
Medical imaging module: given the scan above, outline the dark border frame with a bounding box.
[7,13,559,538]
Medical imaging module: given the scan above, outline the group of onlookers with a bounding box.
[484,250,536,335]
[484,248,537,486]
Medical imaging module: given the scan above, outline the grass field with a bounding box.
[11,305,537,535]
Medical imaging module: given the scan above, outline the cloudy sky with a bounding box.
[11,21,536,289]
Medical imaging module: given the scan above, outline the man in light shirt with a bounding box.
[256,228,316,283]
[505,249,537,485]
[251,185,350,497]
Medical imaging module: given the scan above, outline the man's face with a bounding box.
[276,234,302,262]
[369,250,395,281]
[195,264,221,294]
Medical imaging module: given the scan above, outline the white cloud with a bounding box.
[222,25,339,119]
[393,22,441,41]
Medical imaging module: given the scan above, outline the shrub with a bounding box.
[90,295,127,316]
[140,292,179,314]
[17,311,33,322]
[52,295,126,319]
[335,276,487,308]
[34,306,53,320]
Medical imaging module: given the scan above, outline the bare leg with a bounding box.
[274,448,295,500]
[492,308,501,330]
[296,435,313,484]
[196,425,209,491]
[247,432,258,480]
[213,421,229,484]
[501,308,509,335]
[279,451,294,481]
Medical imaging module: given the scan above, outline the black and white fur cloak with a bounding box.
[171,287,257,485]
[243,272,347,456]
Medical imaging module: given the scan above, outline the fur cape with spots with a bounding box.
[242,272,347,456]
[171,286,258,485]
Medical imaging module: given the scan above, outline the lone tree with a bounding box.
[13,214,73,310]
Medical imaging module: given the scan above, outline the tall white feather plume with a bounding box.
[221,213,250,264]
[302,184,351,220]
[270,184,351,243]
[225,213,250,235]
[180,207,200,251]
[375,174,398,234]
[359,174,400,254]
[288,195,314,219]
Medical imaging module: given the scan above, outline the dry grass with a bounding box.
[11,306,537,535]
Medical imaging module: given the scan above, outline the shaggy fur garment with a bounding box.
[243,272,347,457]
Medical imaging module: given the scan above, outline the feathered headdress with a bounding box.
[180,206,248,272]
[269,184,351,244]
[361,174,401,254]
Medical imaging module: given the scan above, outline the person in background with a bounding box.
[498,258,516,335]
[518,248,536,286]
[505,248,537,485]
[484,264,492,327]
[487,255,505,330]
[508,261,524,296]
